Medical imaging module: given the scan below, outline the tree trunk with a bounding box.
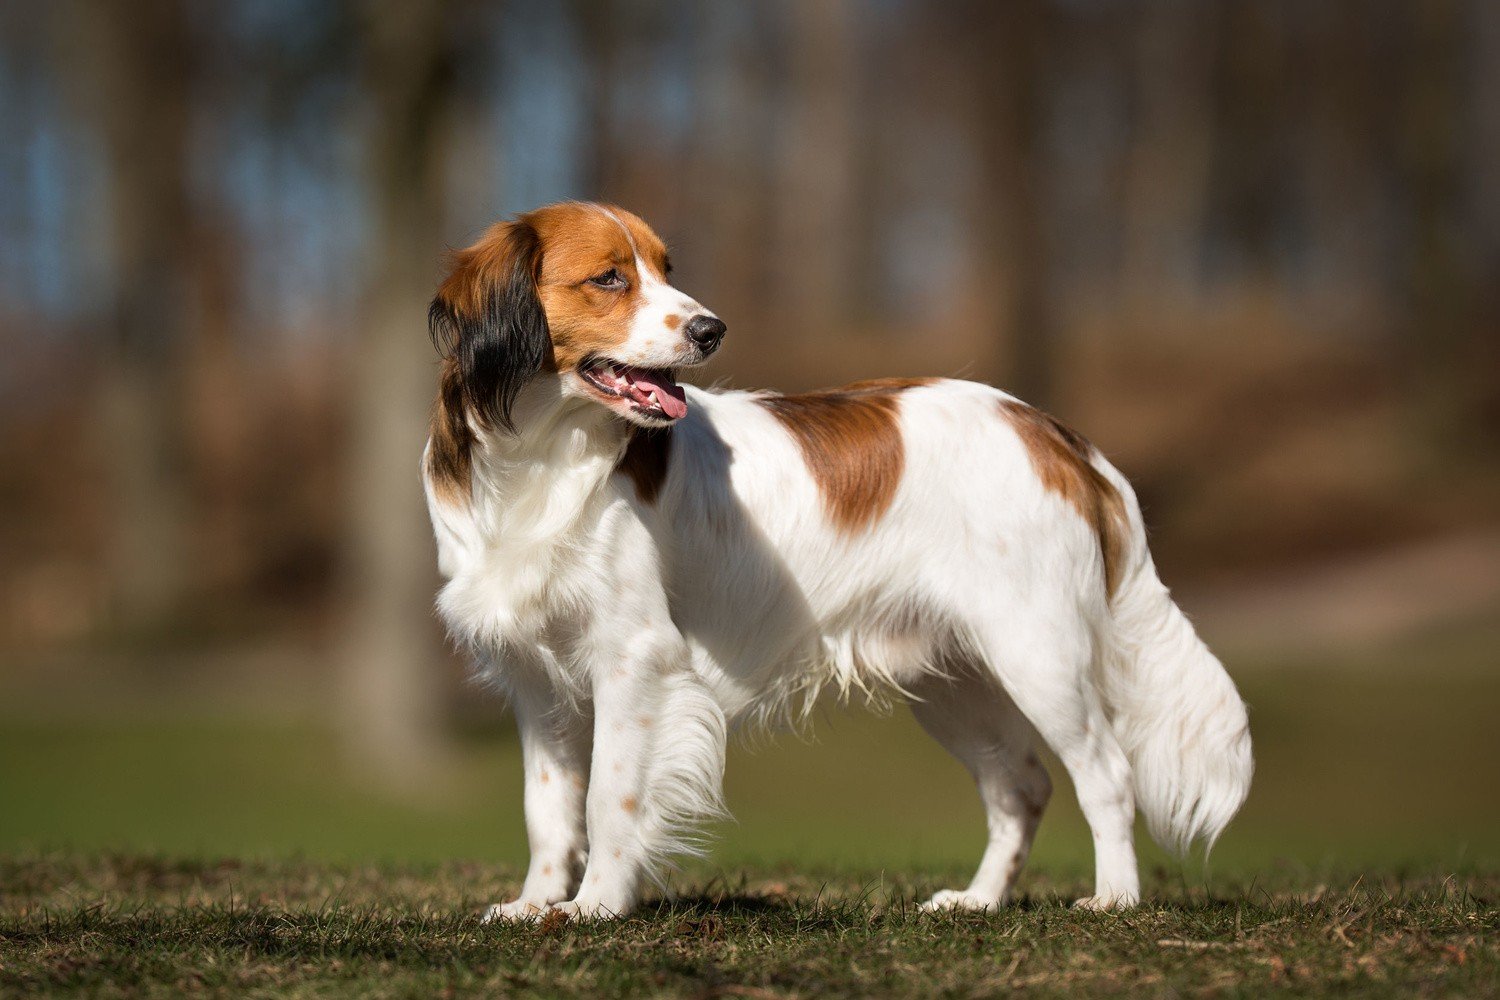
[774,0,858,342]
[965,0,1055,406]
[1398,0,1473,442]
[1119,0,1218,321]
[341,0,457,786]
[62,0,194,626]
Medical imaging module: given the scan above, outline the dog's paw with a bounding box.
[920,889,1002,912]
[1071,892,1138,912]
[481,900,548,922]
[545,897,630,920]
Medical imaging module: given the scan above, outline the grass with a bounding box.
[2,619,1497,994]
[3,652,1498,869]
[1,855,1494,998]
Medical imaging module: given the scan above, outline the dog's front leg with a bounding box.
[484,684,592,921]
[552,633,726,919]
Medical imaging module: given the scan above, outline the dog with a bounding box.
[422,201,1253,919]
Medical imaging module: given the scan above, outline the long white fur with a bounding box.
[423,276,1253,921]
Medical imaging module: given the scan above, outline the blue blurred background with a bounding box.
[1,0,1497,877]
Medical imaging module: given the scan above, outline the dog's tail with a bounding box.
[1093,462,1253,857]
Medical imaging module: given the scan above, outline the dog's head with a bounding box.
[429,201,725,430]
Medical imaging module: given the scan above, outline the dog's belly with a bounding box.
[676,591,956,729]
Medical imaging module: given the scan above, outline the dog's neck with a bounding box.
[465,382,632,547]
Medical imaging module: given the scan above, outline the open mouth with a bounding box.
[579,360,688,421]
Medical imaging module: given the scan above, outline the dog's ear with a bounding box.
[428,220,549,432]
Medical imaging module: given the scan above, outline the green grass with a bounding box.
[1,856,1494,998]
[2,623,1497,994]
[2,658,1497,869]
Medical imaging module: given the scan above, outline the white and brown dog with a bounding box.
[423,201,1252,919]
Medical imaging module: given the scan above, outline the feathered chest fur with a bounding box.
[424,404,643,675]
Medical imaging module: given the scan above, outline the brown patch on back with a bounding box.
[841,376,938,393]
[999,400,1129,596]
[427,358,473,505]
[617,426,672,504]
[758,379,933,533]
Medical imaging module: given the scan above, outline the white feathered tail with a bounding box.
[1095,464,1254,856]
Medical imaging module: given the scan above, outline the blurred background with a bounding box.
[2,0,1497,878]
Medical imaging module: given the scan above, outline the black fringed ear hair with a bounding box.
[428,220,550,432]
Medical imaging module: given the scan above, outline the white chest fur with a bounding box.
[423,404,641,689]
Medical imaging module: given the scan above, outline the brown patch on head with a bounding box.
[426,358,473,505]
[758,379,933,533]
[427,202,678,434]
[999,400,1128,596]
[520,201,672,373]
[610,205,672,280]
[616,426,672,504]
[662,313,682,331]
[621,795,639,814]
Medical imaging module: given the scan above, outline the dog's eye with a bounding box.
[588,268,626,290]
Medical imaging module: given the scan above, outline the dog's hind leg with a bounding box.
[910,670,1052,911]
[963,607,1141,909]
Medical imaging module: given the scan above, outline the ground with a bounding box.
[2,617,1497,996]
[1,856,1494,998]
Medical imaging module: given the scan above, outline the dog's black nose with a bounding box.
[684,315,726,353]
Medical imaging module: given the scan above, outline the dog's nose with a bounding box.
[684,315,726,353]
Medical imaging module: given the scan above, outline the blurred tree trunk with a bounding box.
[1398,0,1470,386]
[342,0,457,785]
[1214,2,1289,288]
[582,9,624,198]
[577,0,627,201]
[1474,0,1500,418]
[1300,5,1384,321]
[775,0,857,342]
[1120,0,1217,320]
[1474,0,1500,291]
[1397,0,1478,447]
[62,0,193,625]
[688,5,777,349]
[965,0,1055,406]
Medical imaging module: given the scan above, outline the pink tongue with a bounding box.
[626,369,688,419]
